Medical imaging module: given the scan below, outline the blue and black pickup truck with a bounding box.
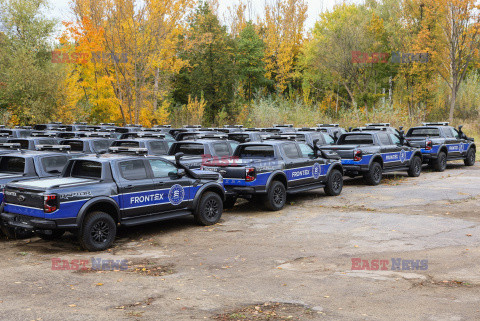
[201,140,344,211]
[0,153,225,251]
[0,150,74,238]
[405,122,476,171]
[320,130,423,185]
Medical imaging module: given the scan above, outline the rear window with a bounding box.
[0,130,13,136]
[119,160,148,180]
[238,145,275,158]
[213,143,231,157]
[33,125,47,130]
[172,143,205,156]
[0,157,25,173]
[148,141,167,155]
[41,156,68,174]
[339,134,374,145]
[38,139,58,145]
[8,139,29,149]
[92,140,111,153]
[71,160,102,179]
[228,134,249,143]
[112,141,140,148]
[407,128,441,137]
[62,140,84,152]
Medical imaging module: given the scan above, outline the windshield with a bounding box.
[0,156,25,173]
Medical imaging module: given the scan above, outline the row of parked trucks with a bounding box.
[0,122,475,251]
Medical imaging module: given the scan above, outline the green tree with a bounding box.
[235,21,267,100]
[173,2,236,124]
[0,0,62,124]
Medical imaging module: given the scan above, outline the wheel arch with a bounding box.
[266,171,288,191]
[75,197,121,227]
[192,182,226,210]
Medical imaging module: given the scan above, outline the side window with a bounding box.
[443,127,454,138]
[282,143,301,159]
[451,128,460,139]
[298,143,314,158]
[213,142,231,157]
[378,133,391,145]
[323,134,334,145]
[148,159,177,178]
[119,160,148,180]
[389,134,401,145]
[41,156,68,174]
[228,141,239,153]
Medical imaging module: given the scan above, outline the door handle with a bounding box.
[155,181,165,186]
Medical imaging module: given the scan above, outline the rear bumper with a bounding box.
[0,212,76,230]
[225,185,267,197]
[343,164,369,173]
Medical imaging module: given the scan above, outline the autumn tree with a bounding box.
[235,21,267,100]
[0,0,62,124]
[260,0,307,94]
[173,2,236,124]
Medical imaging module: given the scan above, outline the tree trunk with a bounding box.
[449,87,456,123]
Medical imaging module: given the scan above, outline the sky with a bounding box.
[47,0,347,32]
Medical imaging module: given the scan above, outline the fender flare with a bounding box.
[368,153,384,169]
[438,144,448,157]
[265,170,288,191]
[75,196,121,227]
[325,161,343,178]
[467,143,476,153]
[191,182,226,210]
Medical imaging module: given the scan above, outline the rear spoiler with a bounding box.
[35,145,72,152]
[109,147,148,155]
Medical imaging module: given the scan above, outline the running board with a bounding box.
[383,167,409,173]
[287,183,326,194]
[121,210,192,227]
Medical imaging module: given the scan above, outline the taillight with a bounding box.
[353,150,363,162]
[425,140,432,150]
[245,167,256,182]
[44,194,58,213]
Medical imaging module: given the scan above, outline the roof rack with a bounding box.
[50,121,63,124]
[0,143,22,149]
[366,123,390,127]
[224,125,244,128]
[100,123,116,126]
[195,133,228,140]
[0,125,6,129]
[74,122,88,125]
[297,127,322,132]
[35,144,71,152]
[317,124,340,127]
[81,132,112,138]
[14,126,32,129]
[31,132,58,137]
[273,124,294,128]
[183,125,202,129]
[422,122,450,126]
[153,125,172,128]
[109,147,148,155]
[0,133,10,137]
[264,134,299,141]
[136,132,166,138]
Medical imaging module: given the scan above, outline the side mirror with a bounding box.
[312,139,320,158]
[348,127,353,132]
[177,168,186,178]
[399,126,404,131]
[175,152,184,165]
[458,125,467,139]
[399,130,405,145]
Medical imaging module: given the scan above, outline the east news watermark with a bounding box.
[52,257,128,271]
[351,258,428,271]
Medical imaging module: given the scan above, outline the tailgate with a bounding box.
[320,146,356,159]
[201,165,246,179]
[3,186,45,218]
[406,138,426,148]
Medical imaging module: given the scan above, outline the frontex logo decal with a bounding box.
[168,184,185,206]
[459,143,464,153]
[400,149,407,163]
[313,163,321,179]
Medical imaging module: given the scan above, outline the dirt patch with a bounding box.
[129,259,175,276]
[213,302,317,320]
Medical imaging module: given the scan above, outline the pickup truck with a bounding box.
[320,131,423,185]
[201,140,344,211]
[110,139,171,155]
[0,153,225,251]
[405,123,476,171]
[166,139,238,169]
[0,150,73,238]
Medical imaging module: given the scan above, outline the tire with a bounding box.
[223,196,237,209]
[464,148,476,166]
[36,230,65,241]
[264,180,286,211]
[363,162,383,186]
[433,151,447,172]
[194,192,223,226]
[324,169,343,196]
[78,211,116,252]
[408,156,422,177]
